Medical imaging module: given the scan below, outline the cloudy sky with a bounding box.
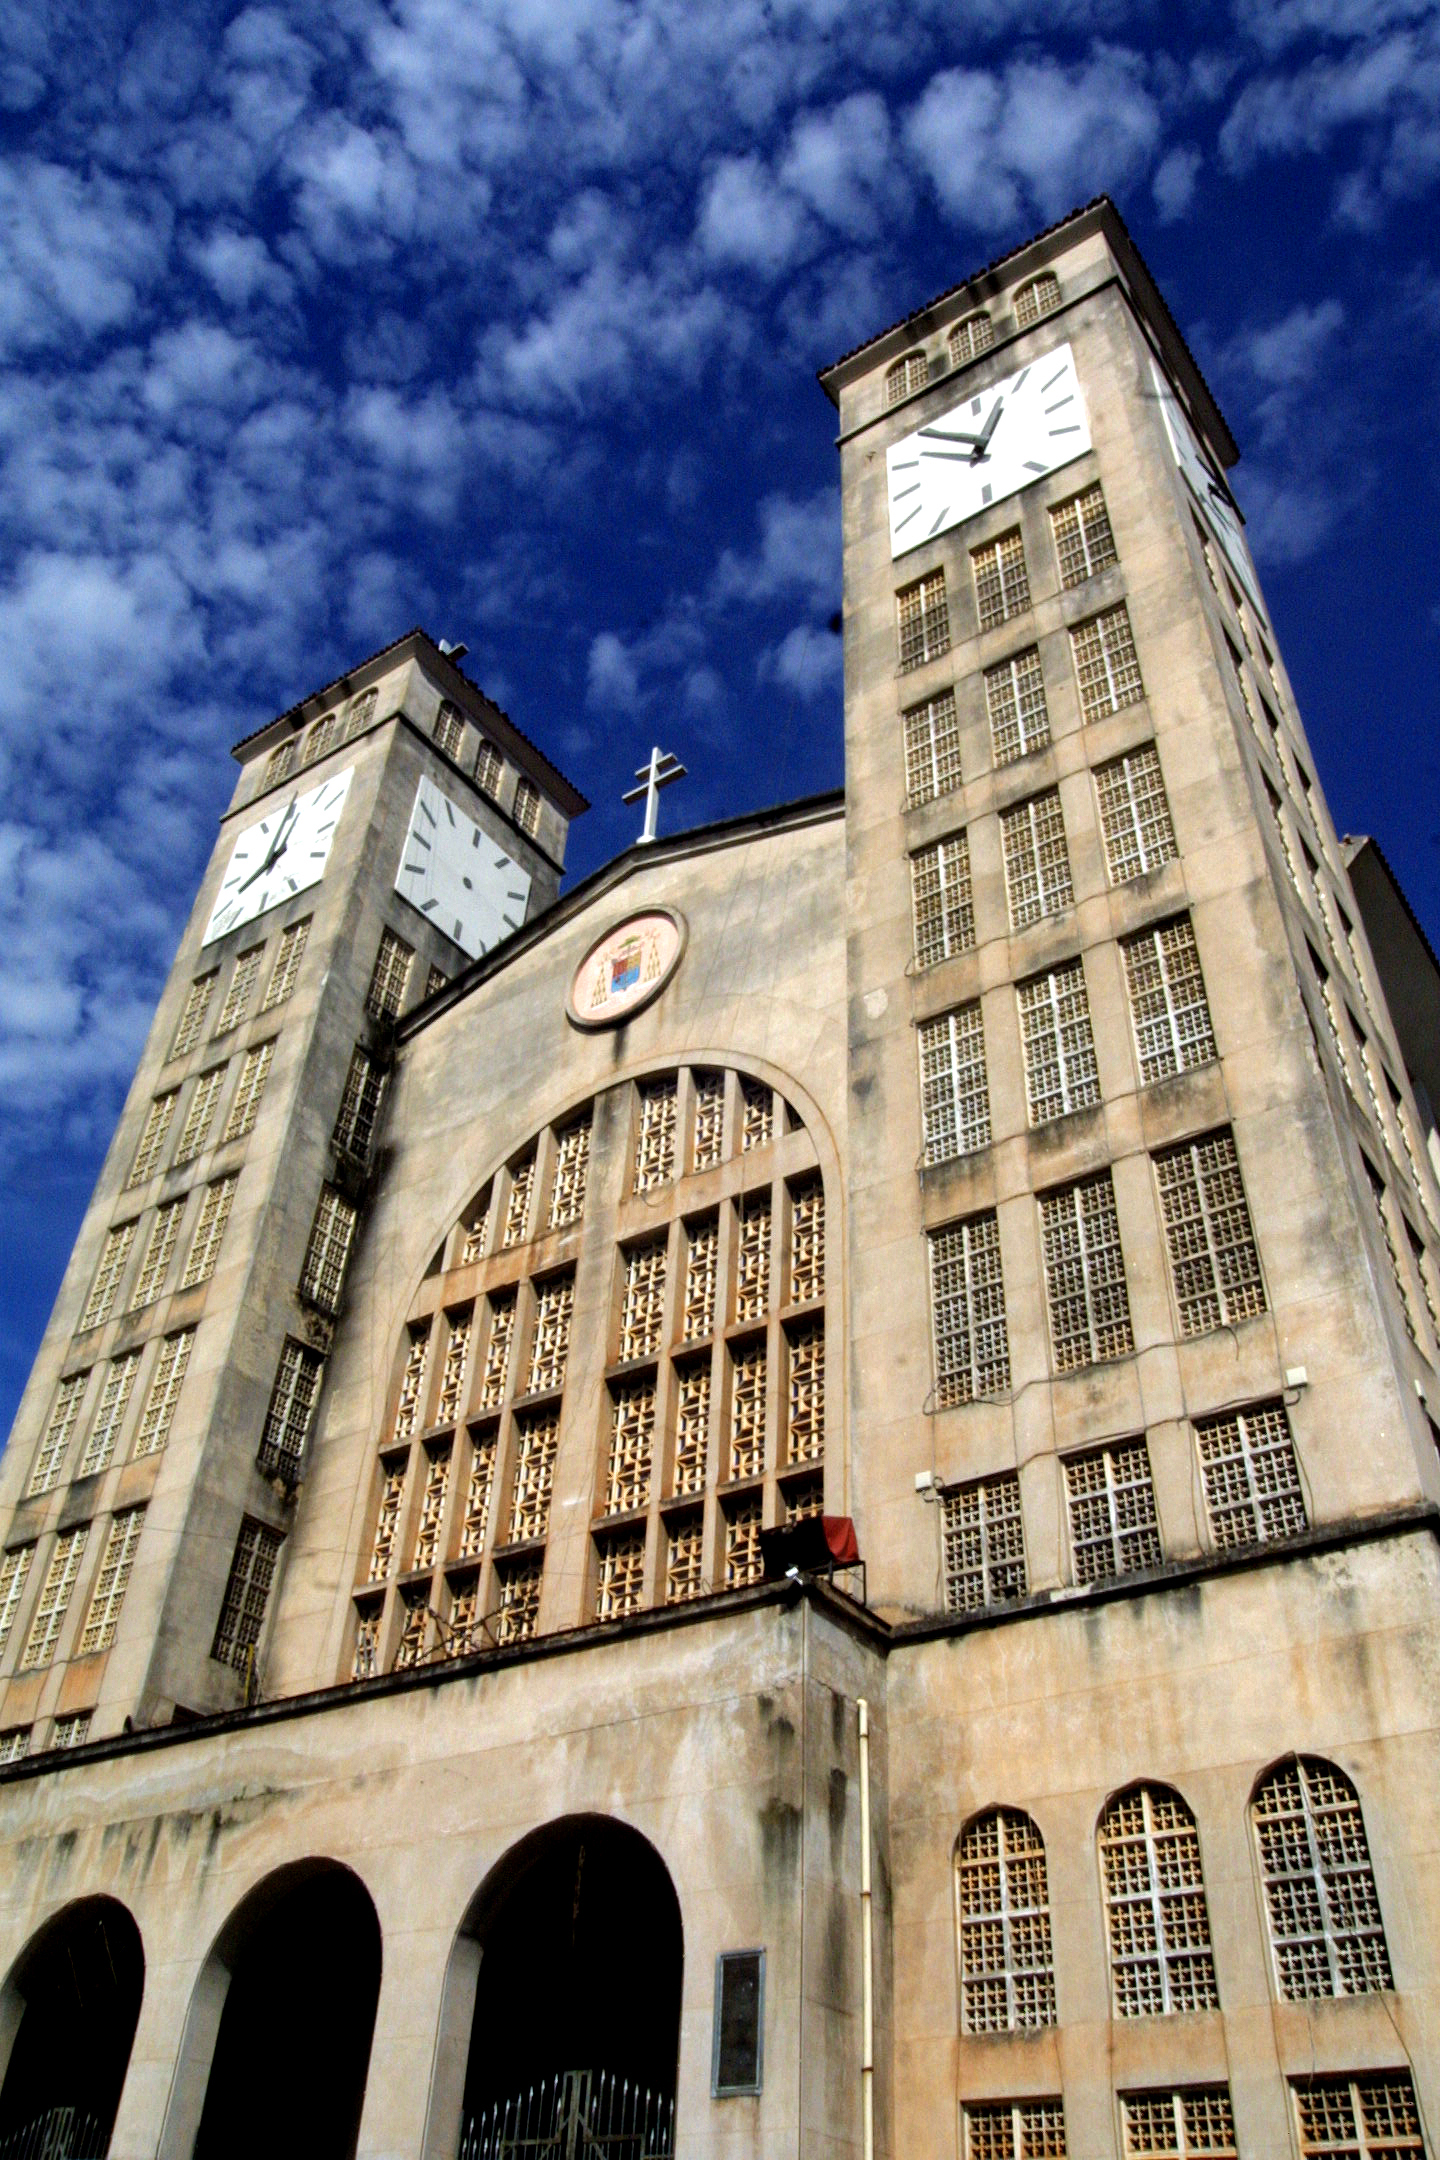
[1,0,1438,1431]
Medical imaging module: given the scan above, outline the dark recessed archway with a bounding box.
[0,1895,144,2156]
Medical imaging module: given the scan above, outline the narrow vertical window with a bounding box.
[433,700,466,758]
[77,1351,142,1477]
[502,1151,536,1244]
[411,1444,451,1568]
[1293,2075,1421,2160]
[886,349,928,405]
[265,738,297,784]
[1094,745,1176,884]
[911,832,975,966]
[180,1174,239,1289]
[948,311,993,365]
[299,714,334,767]
[130,1200,185,1309]
[392,1325,430,1442]
[49,1713,91,1749]
[693,1072,725,1168]
[333,1046,387,1161]
[257,1339,324,1480]
[508,1409,559,1542]
[259,918,310,1010]
[897,569,950,672]
[1253,1758,1392,1999]
[1000,790,1072,929]
[672,1362,711,1496]
[526,1273,574,1393]
[28,1373,89,1495]
[903,687,963,807]
[435,1309,473,1426]
[595,1529,647,1618]
[1013,271,1060,326]
[549,1118,591,1227]
[393,1590,430,1669]
[666,1515,704,1602]
[962,2099,1066,2158]
[1120,2089,1237,2159]
[1050,482,1118,587]
[620,1242,667,1362]
[728,1341,767,1479]
[296,1184,358,1313]
[1122,917,1216,1081]
[957,1808,1056,2032]
[127,1091,180,1186]
[215,946,264,1035]
[494,1556,543,1643]
[475,739,503,797]
[458,1433,495,1557]
[366,928,414,1020]
[513,776,542,837]
[169,972,218,1059]
[1196,1401,1306,1549]
[740,1077,774,1152]
[78,1506,146,1654]
[1098,1785,1218,2015]
[80,1222,137,1330]
[19,1526,89,1670]
[942,1472,1026,1612]
[424,962,449,998]
[211,1518,284,1670]
[1065,1440,1161,1581]
[343,687,377,736]
[222,1040,275,1141]
[1154,1130,1266,1334]
[786,1321,824,1464]
[174,1065,226,1165]
[972,528,1031,631]
[724,1495,764,1586]
[985,647,1049,766]
[1365,1161,1416,1339]
[918,1003,990,1164]
[929,1214,1010,1405]
[368,1462,406,1580]
[683,1217,719,1340]
[1071,603,1144,721]
[790,1180,824,1304]
[133,1330,193,1458]
[1017,962,1100,1125]
[478,1292,515,1408]
[635,1079,678,1192]
[735,1193,771,1320]
[0,1546,35,1659]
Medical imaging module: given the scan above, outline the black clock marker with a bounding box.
[1040,364,1066,392]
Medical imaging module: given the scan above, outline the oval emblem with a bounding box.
[566,910,686,1029]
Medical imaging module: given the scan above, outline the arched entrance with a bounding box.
[0,1896,144,2159]
[450,1817,682,2160]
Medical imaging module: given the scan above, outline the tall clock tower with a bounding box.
[0,631,586,1735]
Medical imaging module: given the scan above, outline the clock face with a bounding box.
[395,775,532,960]
[1150,357,1267,627]
[887,341,1091,558]
[203,766,354,946]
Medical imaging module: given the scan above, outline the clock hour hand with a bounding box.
[974,395,1004,453]
[237,802,297,892]
[919,424,986,447]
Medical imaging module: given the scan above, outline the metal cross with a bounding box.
[622,745,687,844]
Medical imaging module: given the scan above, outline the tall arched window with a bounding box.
[887,351,928,406]
[1252,1757,1392,1999]
[1098,1785,1218,2016]
[956,1808,1056,2032]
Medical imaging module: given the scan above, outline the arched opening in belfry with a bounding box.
[189,1860,381,2160]
[0,1896,144,2158]
[448,1816,682,2159]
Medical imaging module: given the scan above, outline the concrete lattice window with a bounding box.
[297,1184,358,1313]
[963,2098,1066,2159]
[222,1040,275,1142]
[724,1495,763,1587]
[0,1546,35,1660]
[79,1222,136,1331]
[28,1372,89,1496]
[1071,603,1144,722]
[458,1436,495,1559]
[635,1080,678,1192]
[1196,1401,1305,1550]
[620,1242,667,1363]
[595,1529,646,1619]
[1041,1172,1132,1371]
[1098,1784,1218,2016]
[786,1475,824,1524]
[127,1090,179,1186]
[1365,1161,1418,1341]
[604,1380,655,1515]
[665,1514,704,1602]
[425,963,449,999]
[259,919,310,1011]
[211,1518,284,1671]
[1065,1440,1160,1583]
[671,1362,710,1496]
[548,1119,591,1228]
[692,1072,725,1168]
[740,1077,774,1152]
[904,687,963,807]
[886,349,928,405]
[391,1325,431,1443]
[435,1310,473,1427]
[351,1601,381,1678]
[1094,745,1176,885]
[49,1713,92,1750]
[169,971,218,1059]
[265,738,297,785]
[790,1178,825,1304]
[897,569,950,672]
[299,715,334,768]
[985,648,1050,767]
[1018,962,1100,1126]
[342,688,378,739]
[1193,515,1220,593]
[130,1200,184,1310]
[957,1807,1056,2032]
[1122,917,1215,1083]
[948,311,994,365]
[368,1463,406,1581]
[972,528,1031,632]
[175,1066,225,1166]
[1013,272,1061,327]
[433,701,465,758]
[683,1217,719,1340]
[78,1505,146,1655]
[0,1729,30,1764]
[216,946,264,1036]
[919,1003,990,1165]
[258,1339,324,1480]
[527,1273,574,1395]
[1000,790,1073,930]
[929,1213,1010,1406]
[333,1046,387,1162]
[475,738,503,797]
[1293,2074,1420,2158]
[1154,1130,1265,1335]
[1120,2088,1237,2158]
[735,1193,771,1321]
[133,1330,193,1458]
[911,832,975,967]
[1253,1758,1392,2000]
[393,1588,429,1668]
[728,1341,767,1480]
[478,1293,515,1408]
[494,1556,543,1643]
[502,1151,537,1245]
[181,1174,239,1291]
[508,1410,559,1543]
[366,927,414,1020]
[78,1352,142,1478]
[19,1525,86,1670]
[445,1575,479,1656]
[785,1322,824,1465]
[513,777,543,837]
[1050,483,1118,588]
[942,1472,1026,1613]
[412,1445,451,1570]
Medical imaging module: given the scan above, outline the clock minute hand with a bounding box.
[973,396,1004,456]
[237,803,297,892]
[919,424,985,446]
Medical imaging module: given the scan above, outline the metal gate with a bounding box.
[0,2110,105,2160]
[458,2068,674,2160]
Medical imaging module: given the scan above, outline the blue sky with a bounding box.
[1,0,1439,1436]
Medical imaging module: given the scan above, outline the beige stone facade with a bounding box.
[1,198,1439,2160]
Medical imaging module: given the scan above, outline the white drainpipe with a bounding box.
[858,1697,875,2160]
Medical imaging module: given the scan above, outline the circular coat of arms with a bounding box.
[566,909,686,1029]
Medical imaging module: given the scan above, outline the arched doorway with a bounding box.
[188,1861,381,2160]
[0,1896,144,2158]
[452,1817,682,2160]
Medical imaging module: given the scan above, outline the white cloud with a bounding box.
[1152,143,1202,219]
[698,154,812,274]
[710,489,840,608]
[0,161,170,355]
[761,621,842,697]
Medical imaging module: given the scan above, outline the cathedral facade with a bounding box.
[1,198,1438,2160]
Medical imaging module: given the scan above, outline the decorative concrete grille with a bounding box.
[930,1214,1010,1406]
[741,1077,774,1151]
[479,1294,515,1408]
[495,1557,543,1643]
[502,1153,536,1244]
[1014,271,1060,326]
[549,1119,591,1227]
[1194,517,1220,592]
[175,1066,225,1164]
[1122,918,1215,1082]
[1095,746,1176,885]
[1293,2074,1420,2158]
[366,927,414,1019]
[392,1327,430,1442]
[1000,790,1073,929]
[1365,1163,1416,1338]
[963,2099,1066,2159]
[1120,2088,1237,2159]
[605,1380,655,1515]
[211,1519,284,1670]
[736,1194,771,1320]
[436,1310,472,1426]
[1041,1173,1133,1371]
[513,777,542,836]
[1196,1403,1306,1549]
[693,1072,725,1167]
[1099,1785,1218,2016]
[1050,483,1117,587]
[886,349,928,405]
[447,1576,479,1654]
[425,963,448,998]
[78,1506,145,1654]
[972,528,1031,631]
[620,1242,667,1362]
[985,647,1050,766]
[294,1183,357,1313]
[1071,603,1145,721]
[683,1218,719,1339]
[1389,1082,1432,1214]
[725,1497,764,1587]
[266,739,297,783]
[911,832,975,966]
[1018,963,1100,1126]
[258,1339,324,1478]
[1254,1758,1392,1999]
[352,1604,381,1678]
[0,1547,34,1659]
[369,1464,406,1580]
[343,688,378,735]
[1407,1221,1440,1336]
[130,1200,184,1309]
[1268,782,1303,899]
[461,1194,492,1266]
[394,1591,429,1668]
[29,1373,89,1495]
[790,1179,825,1303]
[133,1330,193,1457]
[181,1175,238,1290]
[50,1713,92,1750]
[595,1530,646,1619]
[1262,641,1285,702]
[1319,973,1360,1102]
[666,1515,704,1602]
[170,971,217,1057]
[412,1445,451,1569]
[78,1352,141,1477]
[527,1274,574,1394]
[948,310,994,364]
[128,1090,179,1186]
[0,1729,30,1764]
[635,1079,678,1191]
[942,1472,1026,1613]
[786,1474,824,1520]
[260,919,310,1010]
[1065,1440,1160,1583]
[475,738,503,796]
[216,946,263,1034]
[904,687,963,806]
[223,1040,274,1141]
[897,569,950,671]
[672,1361,711,1495]
[80,1222,136,1330]
[958,1808,1056,2032]
[300,715,334,766]
[1155,1131,1266,1335]
[786,1322,824,1464]
[459,1436,495,1558]
[433,700,465,758]
[508,1411,558,1542]
[729,1341,767,1480]
[333,1046,386,1161]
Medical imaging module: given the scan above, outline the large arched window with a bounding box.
[956,1808,1056,2032]
[349,1065,831,1675]
[1098,1784,1218,2017]
[1252,1757,1392,2000]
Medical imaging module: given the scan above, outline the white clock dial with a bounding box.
[395,775,532,961]
[203,766,354,946]
[1150,357,1267,627]
[887,341,1091,558]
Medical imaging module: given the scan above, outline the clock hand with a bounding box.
[919,425,986,446]
[973,395,1005,455]
[236,802,297,892]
